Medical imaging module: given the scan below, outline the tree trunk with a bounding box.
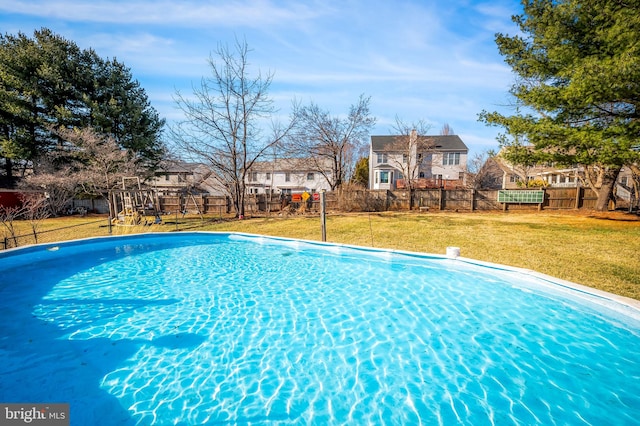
[3,157,13,185]
[236,181,245,218]
[593,167,621,212]
[408,187,415,210]
[238,192,245,218]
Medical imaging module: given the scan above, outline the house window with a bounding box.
[307,172,314,181]
[621,176,628,186]
[165,175,170,181]
[402,154,408,164]
[266,172,271,180]
[285,172,291,182]
[374,170,393,184]
[443,152,460,166]
[249,172,258,182]
[377,153,387,164]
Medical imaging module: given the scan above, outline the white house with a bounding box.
[485,152,637,204]
[149,160,226,196]
[246,158,333,195]
[369,134,469,190]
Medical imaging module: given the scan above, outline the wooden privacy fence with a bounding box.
[68,187,601,216]
[69,195,232,215]
[327,187,600,212]
[243,187,600,213]
[158,195,231,216]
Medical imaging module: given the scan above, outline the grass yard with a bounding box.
[2,210,639,300]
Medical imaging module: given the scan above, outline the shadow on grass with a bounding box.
[587,211,640,222]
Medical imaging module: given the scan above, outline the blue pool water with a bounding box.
[0,232,639,425]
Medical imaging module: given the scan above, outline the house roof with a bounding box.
[156,160,205,174]
[250,157,331,173]
[371,134,468,152]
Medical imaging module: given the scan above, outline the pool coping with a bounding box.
[2,231,639,317]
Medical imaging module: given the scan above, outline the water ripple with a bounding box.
[1,235,639,425]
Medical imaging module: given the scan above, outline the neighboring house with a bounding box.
[616,167,638,204]
[482,153,637,203]
[369,134,469,190]
[149,160,226,196]
[483,155,582,189]
[245,158,333,195]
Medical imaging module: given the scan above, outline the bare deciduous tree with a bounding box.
[19,192,50,243]
[0,204,21,248]
[22,165,77,217]
[290,94,375,190]
[386,117,434,209]
[171,39,295,218]
[465,150,499,189]
[440,123,454,135]
[22,126,141,217]
[55,127,140,194]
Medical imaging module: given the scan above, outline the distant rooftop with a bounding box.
[371,135,468,152]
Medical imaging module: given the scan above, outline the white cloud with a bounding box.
[82,32,174,55]
[0,0,523,154]
[2,0,323,27]
[474,1,522,35]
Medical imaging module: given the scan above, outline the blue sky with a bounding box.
[0,0,523,156]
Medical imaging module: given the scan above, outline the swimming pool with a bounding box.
[1,232,639,425]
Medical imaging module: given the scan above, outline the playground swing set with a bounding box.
[110,177,162,226]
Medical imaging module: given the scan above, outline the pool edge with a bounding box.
[2,230,639,314]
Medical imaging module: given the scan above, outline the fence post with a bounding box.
[575,186,581,209]
[470,189,475,211]
[108,191,114,234]
[320,190,327,242]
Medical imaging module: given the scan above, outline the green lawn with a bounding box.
[3,210,639,300]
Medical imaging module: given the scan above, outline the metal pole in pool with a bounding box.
[320,190,327,242]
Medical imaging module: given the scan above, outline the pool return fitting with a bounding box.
[446,247,461,258]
